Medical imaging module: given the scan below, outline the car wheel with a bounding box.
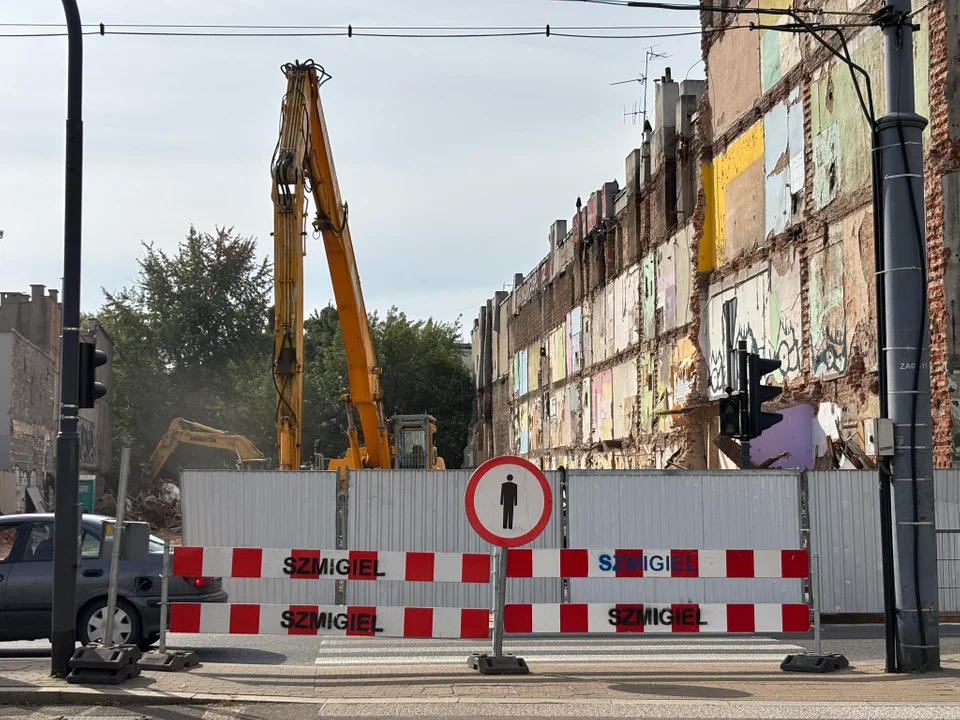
[78,599,142,647]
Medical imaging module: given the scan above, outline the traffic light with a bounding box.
[78,340,107,408]
[718,396,740,437]
[747,353,782,438]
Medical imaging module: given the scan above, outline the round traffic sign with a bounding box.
[464,456,553,547]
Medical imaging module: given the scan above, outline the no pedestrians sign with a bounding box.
[465,456,552,547]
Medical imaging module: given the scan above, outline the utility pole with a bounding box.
[51,0,84,677]
[878,0,939,671]
[737,341,749,470]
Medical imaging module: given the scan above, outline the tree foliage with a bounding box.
[97,226,473,483]
[303,305,473,468]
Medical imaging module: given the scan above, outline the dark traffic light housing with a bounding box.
[718,396,740,437]
[747,353,783,438]
[78,340,107,408]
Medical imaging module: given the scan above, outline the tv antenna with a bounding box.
[615,45,670,125]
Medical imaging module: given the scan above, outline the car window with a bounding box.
[0,525,19,562]
[81,530,100,559]
[23,522,55,563]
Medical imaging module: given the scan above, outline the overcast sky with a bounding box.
[0,0,701,338]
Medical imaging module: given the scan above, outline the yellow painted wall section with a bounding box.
[699,163,716,271]
[708,120,765,267]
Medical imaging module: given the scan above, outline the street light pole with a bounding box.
[51,0,84,678]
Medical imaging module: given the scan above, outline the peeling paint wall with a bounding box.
[590,369,613,443]
[763,89,804,239]
[612,358,638,440]
[760,3,801,93]
[809,242,847,378]
[705,121,766,267]
[706,0,762,138]
[614,266,640,354]
[641,254,656,339]
[769,247,803,382]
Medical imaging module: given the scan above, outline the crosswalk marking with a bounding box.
[315,634,806,666]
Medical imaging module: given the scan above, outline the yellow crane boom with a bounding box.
[141,418,268,485]
[271,59,445,477]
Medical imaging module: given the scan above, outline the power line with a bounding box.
[0,22,705,30]
[551,0,879,17]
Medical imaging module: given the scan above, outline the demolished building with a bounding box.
[468,0,960,471]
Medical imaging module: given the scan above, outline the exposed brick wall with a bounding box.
[925,0,960,467]
[7,333,56,477]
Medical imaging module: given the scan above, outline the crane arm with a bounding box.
[141,418,267,485]
[283,60,391,469]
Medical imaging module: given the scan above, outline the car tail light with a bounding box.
[183,576,215,589]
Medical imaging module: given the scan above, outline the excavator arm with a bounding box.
[272,60,391,471]
[141,418,267,485]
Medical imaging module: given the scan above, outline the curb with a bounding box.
[0,687,219,707]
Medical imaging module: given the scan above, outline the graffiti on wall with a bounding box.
[704,270,769,397]
[809,243,848,377]
[770,248,803,381]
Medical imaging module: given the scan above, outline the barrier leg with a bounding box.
[781,553,848,673]
[66,449,143,685]
[468,547,528,675]
[139,541,200,672]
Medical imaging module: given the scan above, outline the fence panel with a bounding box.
[566,470,803,603]
[807,470,881,613]
[180,470,339,605]
[345,469,563,607]
[936,470,960,612]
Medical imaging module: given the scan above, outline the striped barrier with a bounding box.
[172,547,491,583]
[169,602,490,638]
[505,549,808,579]
[172,546,808,581]
[502,603,811,634]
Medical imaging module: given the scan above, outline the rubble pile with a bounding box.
[128,479,181,530]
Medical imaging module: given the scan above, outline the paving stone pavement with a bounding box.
[1,655,960,707]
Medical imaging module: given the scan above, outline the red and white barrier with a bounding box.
[172,547,491,583]
[169,602,490,638]
[503,603,811,634]
[506,549,808,579]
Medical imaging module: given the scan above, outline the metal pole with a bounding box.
[878,0,939,672]
[492,547,507,658]
[812,554,822,656]
[103,448,131,646]
[51,0,84,678]
[871,116,900,673]
[737,341,750,469]
[160,541,170,654]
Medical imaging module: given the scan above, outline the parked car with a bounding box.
[0,513,227,650]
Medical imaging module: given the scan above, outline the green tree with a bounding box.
[98,227,273,481]
[303,306,473,468]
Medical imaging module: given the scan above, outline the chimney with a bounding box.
[31,284,45,302]
[513,273,524,290]
[641,120,653,185]
[653,67,679,171]
[48,289,59,304]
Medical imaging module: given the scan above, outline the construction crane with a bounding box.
[141,418,269,485]
[270,59,445,477]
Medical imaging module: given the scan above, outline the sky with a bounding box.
[0,0,702,339]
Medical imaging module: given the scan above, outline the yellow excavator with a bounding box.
[141,418,270,485]
[270,59,445,479]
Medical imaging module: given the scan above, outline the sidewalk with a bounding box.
[2,655,960,707]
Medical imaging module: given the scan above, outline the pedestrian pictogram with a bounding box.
[465,456,552,547]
